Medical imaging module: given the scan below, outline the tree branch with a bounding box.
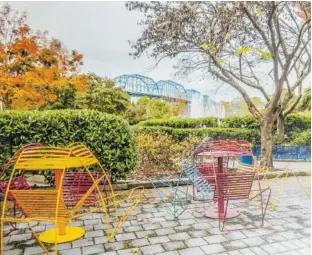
[279,18,311,85]
[209,54,263,119]
[241,3,274,55]
[282,84,302,116]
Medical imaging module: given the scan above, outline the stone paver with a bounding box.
[84,230,104,238]
[140,244,164,255]
[201,244,226,254]
[142,223,162,230]
[72,238,94,248]
[149,235,170,244]
[124,225,143,232]
[130,238,150,247]
[223,240,248,250]
[105,241,126,251]
[242,236,266,246]
[136,230,156,238]
[155,227,176,236]
[178,247,205,255]
[115,233,136,241]
[157,252,179,255]
[9,233,32,243]
[168,232,190,241]
[59,248,82,255]
[82,244,104,255]
[162,241,186,251]
[5,249,23,255]
[185,237,207,247]
[204,235,228,244]
[23,246,43,255]
[117,248,142,255]
[2,176,310,255]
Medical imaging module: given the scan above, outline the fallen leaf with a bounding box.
[225,34,231,39]
[130,248,139,254]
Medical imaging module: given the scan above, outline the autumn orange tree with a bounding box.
[0,4,88,110]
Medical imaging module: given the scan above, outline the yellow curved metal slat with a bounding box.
[14,145,98,170]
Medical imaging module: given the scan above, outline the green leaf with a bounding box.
[200,42,217,53]
[219,58,225,63]
[256,49,272,59]
[235,47,251,55]
[200,42,209,51]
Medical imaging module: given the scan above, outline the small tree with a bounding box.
[40,84,78,110]
[148,98,171,118]
[169,99,187,117]
[126,1,311,166]
[126,96,179,124]
[76,73,131,116]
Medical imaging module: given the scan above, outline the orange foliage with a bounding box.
[0,4,88,110]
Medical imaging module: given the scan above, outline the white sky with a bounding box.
[3,1,311,103]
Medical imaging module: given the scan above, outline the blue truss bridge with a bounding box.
[114,74,220,118]
[114,74,188,102]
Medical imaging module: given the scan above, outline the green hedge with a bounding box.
[0,110,137,180]
[132,126,260,145]
[284,114,311,136]
[220,115,260,129]
[291,130,311,146]
[139,117,219,128]
[138,115,311,135]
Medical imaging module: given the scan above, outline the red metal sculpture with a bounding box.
[193,139,272,231]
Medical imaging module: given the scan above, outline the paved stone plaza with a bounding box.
[3,176,311,255]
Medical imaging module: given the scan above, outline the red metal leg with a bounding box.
[206,157,240,219]
[205,208,240,219]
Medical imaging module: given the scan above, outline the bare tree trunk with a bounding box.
[276,114,285,142]
[260,118,274,167]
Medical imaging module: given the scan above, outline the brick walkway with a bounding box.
[3,176,311,255]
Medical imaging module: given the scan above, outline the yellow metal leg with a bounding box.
[39,226,85,244]
[57,218,66,235]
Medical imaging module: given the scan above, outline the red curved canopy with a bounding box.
[193,139,253,158]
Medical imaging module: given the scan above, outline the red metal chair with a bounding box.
[193,162,228,200]
[63,171,111,208]
[214,169,271,231]
[0,176,31,236]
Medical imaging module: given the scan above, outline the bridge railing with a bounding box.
[253,146,311,160]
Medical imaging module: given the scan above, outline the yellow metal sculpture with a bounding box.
[260,166,289,211]
[293,169,311,198]
[234,158,310,211]
[234,158,287,211]
[1,143,144,255]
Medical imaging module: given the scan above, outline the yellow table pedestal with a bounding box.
[39,226,85,244]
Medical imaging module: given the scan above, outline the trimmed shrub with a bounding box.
[285,114,311,136]
[138,114,311,135]
[291,130,311,146]
[0,110,137,181]
[133,133,201,179]
[220,115,260,129]
[139,117,219,128]
[132,126,260,145]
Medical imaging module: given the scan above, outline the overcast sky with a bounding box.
[3,2,310,103]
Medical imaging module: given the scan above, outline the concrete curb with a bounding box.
[113,169,311,190]
[273,159,310,162]
[24,169,311,191]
